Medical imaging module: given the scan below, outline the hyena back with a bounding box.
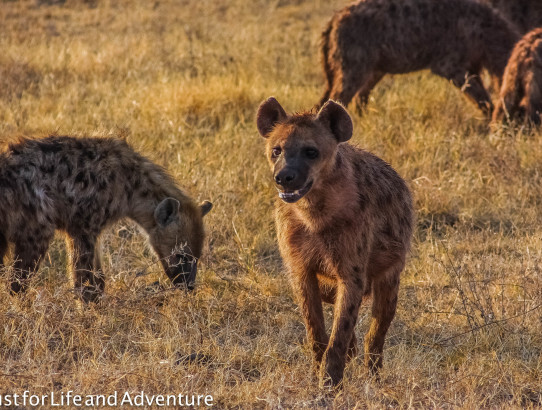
[492,28,542,125]
[480,0,542,35]
[321,0,519,115]
[0,136,212,303]
[257,97,414,387]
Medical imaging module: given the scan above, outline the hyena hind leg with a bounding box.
[364,261,403,375]
[328,66,378,109]
[69,235,104,303]
[352,71,384,115]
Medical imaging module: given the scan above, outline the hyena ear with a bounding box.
[200,200,213,217]
[316,100,353,143]
[256,97,287,138]
[154,198,180,227]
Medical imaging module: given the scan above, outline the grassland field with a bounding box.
[0,0,541,407]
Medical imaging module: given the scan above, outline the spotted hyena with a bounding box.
[0,136,212,303]
[256,97,414,387]
[320,0,519,115]
[480,0,542,34]
[492,28,542,125]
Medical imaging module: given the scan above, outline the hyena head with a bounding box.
[256,97,353,203]
[149,198,213,290]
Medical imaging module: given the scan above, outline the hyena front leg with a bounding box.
[525,80,542,125]
[292,268,329,363]
[364,261,402,374]
[318,282,358,360]
[69,235,104,303]
[320,276,363,387]
[10,232,53,294]
[0,233,7,268]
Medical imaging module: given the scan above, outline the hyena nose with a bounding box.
[275,170,297,186]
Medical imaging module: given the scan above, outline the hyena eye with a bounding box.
[304,148,319,159]
[271,147,282,158]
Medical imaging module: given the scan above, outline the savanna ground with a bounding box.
[1,0,541,407]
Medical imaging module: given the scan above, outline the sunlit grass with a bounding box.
[0,0,541,407]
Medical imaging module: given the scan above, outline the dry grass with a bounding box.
[1,0,542,408]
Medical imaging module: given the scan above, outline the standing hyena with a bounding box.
[320,0,519,115]
[479,0,542,34]
[492,28,542,125]
[256,97,414,387]
[0,136,212,303]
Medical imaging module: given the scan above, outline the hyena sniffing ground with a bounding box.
[257,97,414,387]
[320,0,519,115]
[0,136,212,303]
[492,28,542,125]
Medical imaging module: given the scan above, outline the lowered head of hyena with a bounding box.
[147,197,212,288]
[257,98,352,203]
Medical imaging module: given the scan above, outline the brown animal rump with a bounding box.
[492,27,542,125]
[320,0,519,116]
[257,97,414,387]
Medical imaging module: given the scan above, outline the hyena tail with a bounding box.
[319,20,334,108]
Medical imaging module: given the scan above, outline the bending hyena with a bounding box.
[0,136,212,303]
[256,97,413,387]
[492,28,542,125]
[320,0,519,115]
[480,0,542,34]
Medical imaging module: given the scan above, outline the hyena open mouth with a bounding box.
[277,179,313,203]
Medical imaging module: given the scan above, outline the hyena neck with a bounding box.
[293,149,358,230]
[126,165,195,232]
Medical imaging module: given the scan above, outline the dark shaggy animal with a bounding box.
[257,97,414,387]
[320,0,519,115]
[0,136,212,303]
[492,28,542,125]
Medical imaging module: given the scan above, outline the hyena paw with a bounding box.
[319,353,345,388]
[365,353,383,377]
[312,339,328,363]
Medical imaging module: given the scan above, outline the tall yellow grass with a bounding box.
[0,0,541,407]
